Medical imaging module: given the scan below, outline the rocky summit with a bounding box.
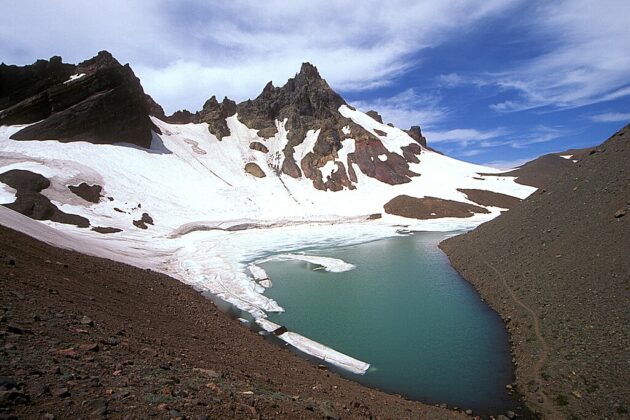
[0,51,155,148]
[158,62,425,190]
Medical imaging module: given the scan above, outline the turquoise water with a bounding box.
[261,232,514,414]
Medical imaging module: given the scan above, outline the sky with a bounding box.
[1,0,629,168]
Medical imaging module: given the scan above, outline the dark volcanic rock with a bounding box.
[384,195,489,219]
[440,124,630,419]
[249,141,269,153]
[350,137,418,185]
[0,51,156,148]
[0,56,74,112]
[91,226,123,234]
[366,110,383,123]
[236,62,348,175]
[68,183,102,203]
[244,162,266,178]
[405,126,427,147]
[132,212,154,230]
[197,96,237,139]
[401,143,423,163]
[165,109,196,124]
[0,170,90,227]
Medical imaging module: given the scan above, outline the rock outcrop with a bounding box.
[0,169,90,227]
[157,96,236,139]
[384,195,489,219]
[405,126,427,148]
[0,51,156,148]
[366,110,383,123]
[457,189,522,209]
[244,162,266,178]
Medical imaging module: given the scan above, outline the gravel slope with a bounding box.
[441,124,630,419]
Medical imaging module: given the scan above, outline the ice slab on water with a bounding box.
[257,253,356,273]
[256,319,369,374]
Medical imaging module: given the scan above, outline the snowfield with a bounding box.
[0,106,535,374]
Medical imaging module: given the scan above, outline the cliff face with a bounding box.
[0,51,156,148]
[440,125,630,419]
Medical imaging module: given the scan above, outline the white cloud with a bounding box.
[482,157,534,170]
[503,125,568,149]
[457,149,484,157]
[0,0,521,113]
[421,124,567,152]
[589,112,630,123]
[423,128,508,145]
[351,89,448,129]
[487,0,630,111]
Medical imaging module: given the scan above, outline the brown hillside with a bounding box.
[441,125,630,419]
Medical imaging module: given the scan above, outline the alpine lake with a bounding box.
[255,231,517,415]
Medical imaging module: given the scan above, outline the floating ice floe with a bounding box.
[256,253,355,273]
[256,318,370,375]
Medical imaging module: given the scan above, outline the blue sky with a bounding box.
[1,0,628,167]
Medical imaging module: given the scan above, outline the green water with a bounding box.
[261,232,514,414]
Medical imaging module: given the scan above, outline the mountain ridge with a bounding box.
[0,51,156,148]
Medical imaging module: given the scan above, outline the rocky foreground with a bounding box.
[0,223,465,419]
[441,125,630,419]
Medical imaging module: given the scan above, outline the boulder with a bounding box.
[245,162,266,178]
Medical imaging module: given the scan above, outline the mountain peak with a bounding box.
[77,50,121,72]
[297,62,321,80]
[0,51,154,148]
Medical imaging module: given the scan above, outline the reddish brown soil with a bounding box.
[384,195,489,219]
[457,189,522,209]
[0,224,463,419]
[441,125,630,419]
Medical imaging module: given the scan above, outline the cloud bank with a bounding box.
[0,0,519,113]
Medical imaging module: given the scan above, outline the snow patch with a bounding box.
[339,104,416,156]
[377,154,387,162]
[63,73,86,84]
[319,160,337,179]
[292,129,320,165]
[0,182,16,204]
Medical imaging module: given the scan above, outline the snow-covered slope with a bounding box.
[0,108,533,231]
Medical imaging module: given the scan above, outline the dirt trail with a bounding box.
[474,247,562,419]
